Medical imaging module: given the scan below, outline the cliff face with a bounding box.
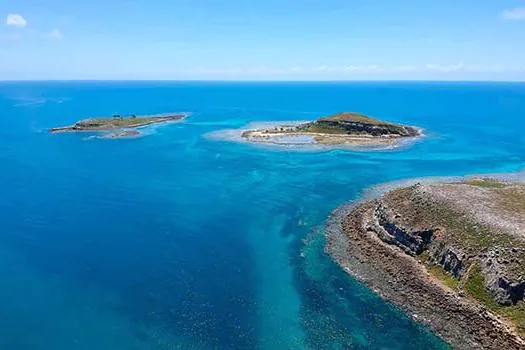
[299,119,420,137]
[327,179,525,349]
[371,202,435,255]
[288,112,421,137]
[370,182,525,306]
[297,118,420,137]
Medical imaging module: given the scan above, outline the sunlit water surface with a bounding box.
[1,81,524,349]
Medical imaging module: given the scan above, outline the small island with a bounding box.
[50,113,186,138]
[241,112,421,147]
[327,178,525,349]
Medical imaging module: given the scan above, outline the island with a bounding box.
[326,178,525,349]
[50,113,186,138]
[241,112,421,147]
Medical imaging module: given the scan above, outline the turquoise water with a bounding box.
[1,81,524,349]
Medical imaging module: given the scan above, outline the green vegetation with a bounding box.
[379,182,525,338]
[385,185,525,276]
[319,112,392,125]
[298,123,359,135]
[465,264,525,335]
[464,178,508,188]
[51,114,185,133]
[496,189,525,214]
[430,202,516,252]
[295,112,419,137]
[247,112,420,141]
[385,186,500,251]
[465,264,497,307]
[77,117,158,128]
[418,250,430,263]
[427,263,460,290]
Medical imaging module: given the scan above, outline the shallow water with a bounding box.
[1,81,524,349]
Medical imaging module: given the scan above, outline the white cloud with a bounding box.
[501,7,525,20]
[6,14,27,28]
[42,28,63,40]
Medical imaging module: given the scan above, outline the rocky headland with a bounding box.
[50,113,186,137]
[241,112,421,147]
[326,178,525,349]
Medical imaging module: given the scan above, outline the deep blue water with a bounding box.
[1,81,524,349]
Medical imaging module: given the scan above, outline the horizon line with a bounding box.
[1,79,525,83]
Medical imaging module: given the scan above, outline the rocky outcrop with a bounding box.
[326,180,525,349]
[482,248,525,305]
[496,278,525,305]
[429,243,465,278]
[299,119,419,137]
[372,183,525,306]
[326,202,525,350]
[370,202,434,255]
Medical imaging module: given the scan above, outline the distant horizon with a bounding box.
[1,79,525,83]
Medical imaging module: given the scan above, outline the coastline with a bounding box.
[207,121,425,151]
[240,122,423,147]
[50,113,188,135]
[325,172,525,349]
[360,170,525,202]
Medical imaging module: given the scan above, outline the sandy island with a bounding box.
[326,177,525,349]
[50,113,187,138]
[240,112,422,147]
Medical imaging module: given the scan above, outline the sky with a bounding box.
[1,0,525,81]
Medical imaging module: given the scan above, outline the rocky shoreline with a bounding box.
[326,179,525,349]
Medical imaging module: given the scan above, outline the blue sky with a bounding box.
[1,1,525,80]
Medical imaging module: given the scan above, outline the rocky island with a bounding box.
[50,113,186,138]
[327,178,525,349]
[241,112,421,147]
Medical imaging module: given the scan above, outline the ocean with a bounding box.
[0,81,524,349]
